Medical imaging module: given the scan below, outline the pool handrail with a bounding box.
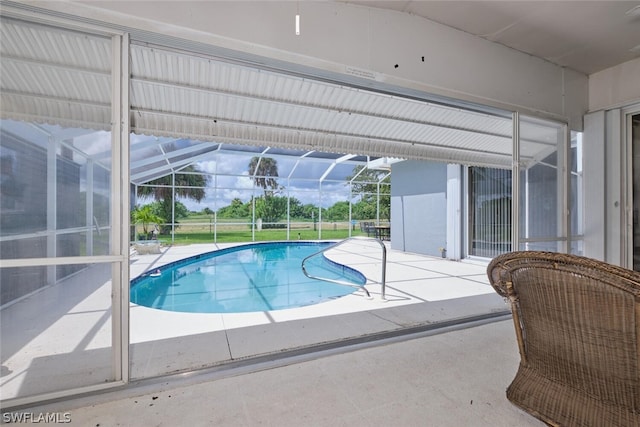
[301,236,387,300]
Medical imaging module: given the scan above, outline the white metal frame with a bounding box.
[513,113,570,253]
[0,10,130,409]
[623,104,640,269]
[112,30,131,388]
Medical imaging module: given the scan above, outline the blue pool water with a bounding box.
[130,242,366,313]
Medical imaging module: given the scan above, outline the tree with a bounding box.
[218,198,250,219]
[150,200,188,223]
[325,201,350,221]
[131,204,164,240]
[352,199,376,221]
[136,164,208,233]
[254,195,288,226]
[301,204,318,220]
[347,165,391,221]
[288,197,304,219]
[248,156,279,195]
[248,157,286,227]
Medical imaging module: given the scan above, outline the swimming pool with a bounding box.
[130,242,367,313]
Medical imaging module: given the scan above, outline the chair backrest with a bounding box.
[487,251,640,414]
[359,221,372,231]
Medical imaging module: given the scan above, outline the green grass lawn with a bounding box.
[135,215,376,245]
[157,228,367,244]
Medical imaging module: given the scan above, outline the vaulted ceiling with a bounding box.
[339,1,640,75]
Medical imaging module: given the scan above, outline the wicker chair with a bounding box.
[487,251,640,427]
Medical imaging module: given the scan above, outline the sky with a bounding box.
[125,134,376,211]
[177,155,358,211]
[15,125,385,212]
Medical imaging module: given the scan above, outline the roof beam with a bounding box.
[131,140,215,170]
[132,149,221,184]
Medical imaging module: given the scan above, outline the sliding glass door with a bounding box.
[468,167,512,258]
[629,112,640,270]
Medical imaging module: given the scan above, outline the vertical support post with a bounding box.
[133,184,138,241]
[171,173,175,243]
[583,111,606,261]
[213,167,218,243]
[380,242,387,301]
[86,160,94,256]
[318,182,322,240]
[462,167,469,257]
[446,164,462,260]
[252,183,256,242]
[561,124,570,253]
[623,111,636,266]
[376,181,380,225]
[512,112,520,252]
[575,132,583,254]
[348,183,353,238]
[606,109,623,265]
[111,32,130,384]
[286,178,291,241]
[524,168,529,250]
[46,135,57,285]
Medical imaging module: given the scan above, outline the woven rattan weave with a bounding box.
[487,251,640,426]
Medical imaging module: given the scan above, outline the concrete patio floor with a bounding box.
[14,319,544,426]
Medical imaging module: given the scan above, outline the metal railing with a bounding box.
[301,236,387,300]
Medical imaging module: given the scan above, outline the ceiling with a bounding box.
[338,1,640,75]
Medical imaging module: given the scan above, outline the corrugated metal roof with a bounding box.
[128,44,515,167]
[0,18,112,131]
[1,16,563,173]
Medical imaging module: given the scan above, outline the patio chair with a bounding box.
[359,221,374,237]
[487,251,640,427]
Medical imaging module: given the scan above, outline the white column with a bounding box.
[86,160,94,256]
[111,32,130,384]
[512,112,520,252]
[46,136,57,285]
[446,164,462,260]
[583,111,606,261]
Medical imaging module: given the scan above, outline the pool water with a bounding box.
[130,242,366,313]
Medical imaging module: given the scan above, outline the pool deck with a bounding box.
[128,240,507,379]
[2,240,544,425]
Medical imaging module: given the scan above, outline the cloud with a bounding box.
[197,160,217,174]
[170,153,359,211]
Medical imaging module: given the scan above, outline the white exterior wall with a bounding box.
[391,160,448,257]
[25,0,588,130]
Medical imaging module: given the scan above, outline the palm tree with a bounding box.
[131,204,164,240]
[136,165,208,233]
[248,157,284,228]
[248,156,279,195]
